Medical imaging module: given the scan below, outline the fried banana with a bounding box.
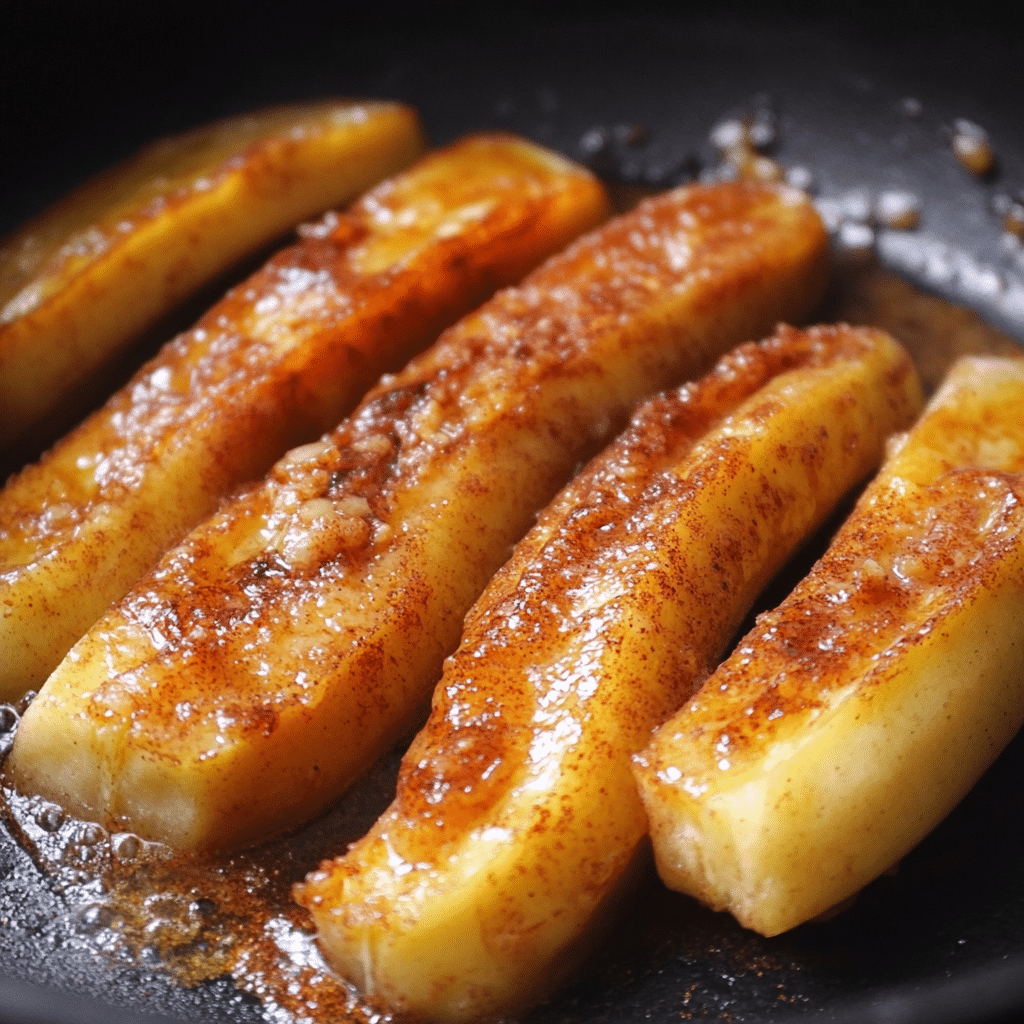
[1,100,425,444]
[633,355,1024,938]
[8,181,830,851]
[0,133,609,702]
[294,325,922,1022]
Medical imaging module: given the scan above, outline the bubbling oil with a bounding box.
[0,726,404,1023]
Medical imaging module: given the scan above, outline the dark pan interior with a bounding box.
[3,4,1024,1023]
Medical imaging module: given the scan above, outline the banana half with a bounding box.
[294,324,922,1023]
[8,182,830,852]
[0,133,609,702]
[1,100,425,444]
[633,354,1024,938]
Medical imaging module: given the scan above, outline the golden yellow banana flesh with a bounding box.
[0,133,609,702]
[8,182,830,852]
[294,324,922,1023]
[1,100,425,445]
[633,354,1024,938]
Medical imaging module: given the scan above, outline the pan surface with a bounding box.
[3,4,1024,1023]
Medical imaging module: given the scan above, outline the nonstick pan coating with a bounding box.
[3,5,1024,1023]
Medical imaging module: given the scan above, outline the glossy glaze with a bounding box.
[0,134,608,700]
[295,324,921,1022]
[0,100,425,440]
[9,182,829,852]
[636,355,1024,937]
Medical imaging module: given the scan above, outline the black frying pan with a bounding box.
[3,4,1024,1023]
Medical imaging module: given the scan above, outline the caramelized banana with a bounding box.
[294,325,922,1022]
[0,133,608,702]
[9,182,830,851]
[1,100,424,444]
[634,355,1024,938]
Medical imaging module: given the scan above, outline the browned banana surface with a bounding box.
[9,181,830,852]
[0,133,609,701]
[634,354,1024,939]
[0,100,425,445]
[295,325,922,1023]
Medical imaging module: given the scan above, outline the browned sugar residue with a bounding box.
[3,213,379,551]
[1,132,604,560]
[81,180,826,831]
[384,325,868,847]
[687,468,1024,765]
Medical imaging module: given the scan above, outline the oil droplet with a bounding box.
[579,127,609,156]
[78,903,115,933]
[14,690,36,715]
[612,124,648,147]
[1003,203,1024,239]
[951,119,997,176]
[190,897,218,918]
[0,705,16,733]
[837,221,876,263]
[114,833,142,860]
[748,105,777,151]
[785,166,815,193]
[875,191,921,230]
[841,191,873,225]
[36,804,66,832]
[139,945,163,967]
[709,118,746,154]
[958,261,1004,299]
[63,843,100,869]
[79,822,107,846]
[899,96,923,118]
